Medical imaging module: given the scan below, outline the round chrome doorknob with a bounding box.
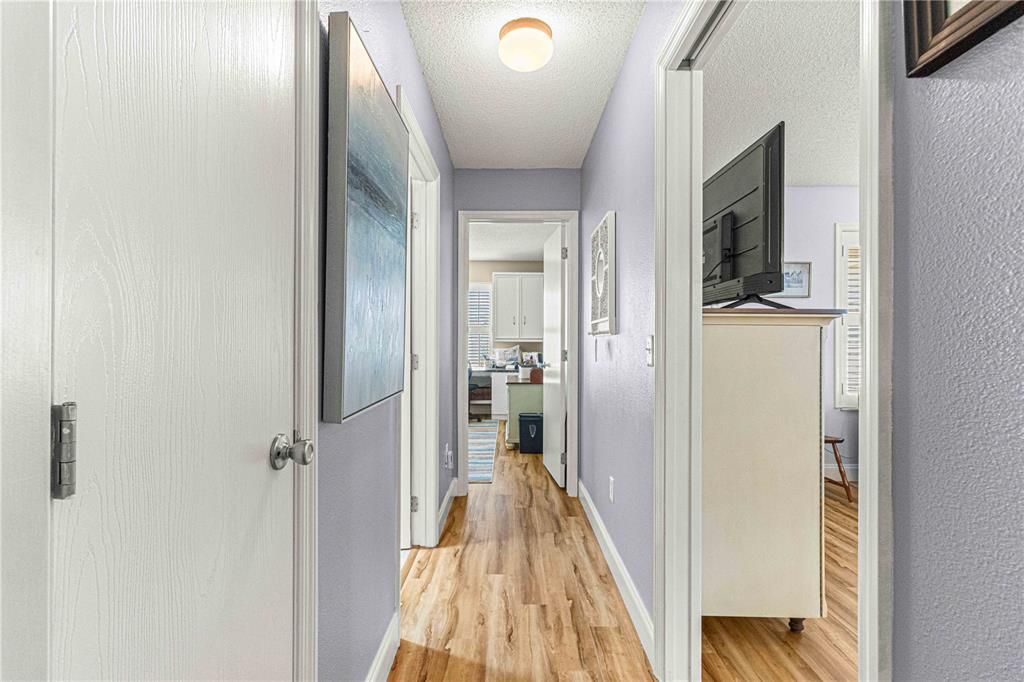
[289,438,315,466]
[269,433,315,470]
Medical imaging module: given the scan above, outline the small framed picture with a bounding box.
[777,262,811,298]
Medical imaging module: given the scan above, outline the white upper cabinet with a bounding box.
[492,273,520,340]
[492,272,544,341]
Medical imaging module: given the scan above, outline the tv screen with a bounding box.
[702,122,784,307]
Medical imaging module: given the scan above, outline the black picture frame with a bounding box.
[905,0,1024,77]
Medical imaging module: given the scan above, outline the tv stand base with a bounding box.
[721,294,793,310]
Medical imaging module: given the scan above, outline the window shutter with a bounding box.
[467,283,492,367]
[835,224,861,409]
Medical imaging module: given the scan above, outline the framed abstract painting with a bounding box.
[324,12,409,422]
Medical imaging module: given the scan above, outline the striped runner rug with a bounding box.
[467,419,499,483]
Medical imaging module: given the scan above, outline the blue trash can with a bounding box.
[519,413,543,454]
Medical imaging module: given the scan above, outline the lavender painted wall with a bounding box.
[454,168,581,211]
[316,3,454,679]
[768,187,859,472]
[891,12,1024,680]
[579,0,683,612]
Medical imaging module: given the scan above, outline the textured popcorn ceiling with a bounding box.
[701,0,859,186]
[401,1,644,169]
[469,221,557,260]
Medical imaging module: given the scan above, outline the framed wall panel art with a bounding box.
[590,211,617,335]
[324,12,410,422]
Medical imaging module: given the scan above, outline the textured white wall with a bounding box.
[892,11,1024,679]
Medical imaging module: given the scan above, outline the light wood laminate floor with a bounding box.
[390,421,654,681]
[702,485,859,681]
[391,422,858,681]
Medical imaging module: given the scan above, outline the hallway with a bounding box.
[390,422,654,680]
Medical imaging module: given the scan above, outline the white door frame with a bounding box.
[0,1,321,676]
[397,86,443,548]
[653,1,895,680]
[293,0,320,677]
[457,210,580,498]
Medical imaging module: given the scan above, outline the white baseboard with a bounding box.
[578,482,655,664]
[436,477,457,545]
[824,463,859,482]
[365,610,399,682]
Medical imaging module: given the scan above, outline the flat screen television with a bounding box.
[702,122,785,307]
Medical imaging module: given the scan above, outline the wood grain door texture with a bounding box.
[49,2,297,679]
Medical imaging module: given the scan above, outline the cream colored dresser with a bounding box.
[702,308,842,629]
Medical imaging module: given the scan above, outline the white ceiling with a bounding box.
[469,221,558,261]
[401,1,644,169]
[702,1,859,186]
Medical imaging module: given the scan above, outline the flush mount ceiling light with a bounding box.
[498,18,553,72]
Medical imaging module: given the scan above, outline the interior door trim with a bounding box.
[456,210,580,498]
[293,0,320,678]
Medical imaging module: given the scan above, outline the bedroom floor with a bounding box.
[702,484,859,681]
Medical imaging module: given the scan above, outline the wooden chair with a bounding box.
[824,435,855,502]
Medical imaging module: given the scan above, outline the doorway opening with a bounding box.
[457,210,580,497]
[653,1,892,680]
[698,1,860,679]
[398,86,442,554]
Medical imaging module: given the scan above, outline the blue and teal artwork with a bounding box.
[324,13,409,422]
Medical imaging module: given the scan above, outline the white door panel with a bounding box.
[519,274,545,340]
[542,231,565,486]
[50,2,295,679]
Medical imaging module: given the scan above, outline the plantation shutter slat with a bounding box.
[836,225,861,409]
[468,283,492,367]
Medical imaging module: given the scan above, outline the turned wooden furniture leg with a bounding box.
[831,441,854,502]
[789,618,805,632]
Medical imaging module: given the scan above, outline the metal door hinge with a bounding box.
[561,247,568,259]
[411,496,419,512]
[412,212,421,230]
[52,402,77,499]
[561,349,568,362]
[560,452,566,465]
[412,353,420,370]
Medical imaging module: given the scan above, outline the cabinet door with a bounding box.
[519,274,545,340]
[492,274,520,340]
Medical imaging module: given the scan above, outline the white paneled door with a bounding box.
[542,230,566,487]
[49,2,296,679]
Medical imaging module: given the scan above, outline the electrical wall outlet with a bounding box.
[608,476,615,503]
